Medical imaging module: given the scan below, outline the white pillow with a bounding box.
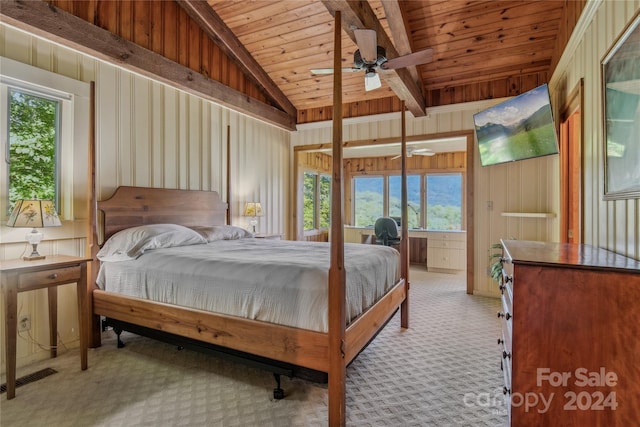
[189,225,253,242]
[97,224,207,262]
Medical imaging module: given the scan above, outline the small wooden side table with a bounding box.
[0,255,92,399]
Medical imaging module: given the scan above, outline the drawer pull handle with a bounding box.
[497,312,512,320]
[504,275,513,283]
[502,350,511,359]
[48,273,59,280]
[497,338,504,345]
[503,386,511,395]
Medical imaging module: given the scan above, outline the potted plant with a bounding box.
[489,242,504,285]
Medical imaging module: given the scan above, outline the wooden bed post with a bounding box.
[400,102,410,329]
[88,81,102,348]
[226,125,231,225]
[328,10,346,427]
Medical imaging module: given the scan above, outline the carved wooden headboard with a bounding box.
[97,186,228,243]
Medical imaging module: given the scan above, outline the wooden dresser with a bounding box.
[498,240,640,426]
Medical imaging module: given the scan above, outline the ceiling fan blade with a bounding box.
[381,48,434,70]
[310,67,362,75]
[364,72,381,91]
[391,154,401,160]
[415,151,436,156]
[412,148,433,153]
[354,29,377,62]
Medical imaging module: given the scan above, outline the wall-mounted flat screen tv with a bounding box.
[473,84,559,167]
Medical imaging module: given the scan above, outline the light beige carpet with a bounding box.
[1,268,507,426]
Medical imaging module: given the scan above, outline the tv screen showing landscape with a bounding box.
[474,84,559,166]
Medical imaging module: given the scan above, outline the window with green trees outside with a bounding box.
[8,89,59,212]
[303,172,330,230]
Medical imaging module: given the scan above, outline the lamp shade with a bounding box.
[243,202,263,217]
[7,199,62,228]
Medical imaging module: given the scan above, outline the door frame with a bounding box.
[559,79,584,244]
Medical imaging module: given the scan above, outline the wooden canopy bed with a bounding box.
[87,12,410,426]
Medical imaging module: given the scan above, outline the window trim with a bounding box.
[1,56,90,227]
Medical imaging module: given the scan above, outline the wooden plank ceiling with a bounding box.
[2,0,585,127]
[207,0,584,123]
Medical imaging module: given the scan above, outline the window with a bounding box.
[303,171,330,230]
[351,172,463,230]
[388,175,421,228]
[319,174,330,228]
[353,176,383,227]
[7,88,60,210]
[426,173,463,230]
[1,56,90,225]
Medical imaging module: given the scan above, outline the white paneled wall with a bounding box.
[0,23,290,369]
[550,0,640,260]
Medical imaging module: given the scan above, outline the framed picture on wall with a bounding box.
[601,12,640,200]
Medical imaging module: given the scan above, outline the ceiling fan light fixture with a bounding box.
[364,73,381,91]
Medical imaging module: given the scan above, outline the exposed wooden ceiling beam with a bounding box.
[0,0,295,131]
[380,0,420,86]
[321,0,426,117]
[178,0,297,119]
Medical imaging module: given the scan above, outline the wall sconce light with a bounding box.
[7,199,62,261]
[243,202,263,234]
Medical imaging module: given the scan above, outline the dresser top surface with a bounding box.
[501,240,640,273]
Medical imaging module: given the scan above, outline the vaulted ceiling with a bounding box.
[1,0,586,130]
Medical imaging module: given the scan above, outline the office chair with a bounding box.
[374,217,401,246]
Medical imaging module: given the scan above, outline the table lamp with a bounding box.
[7,199,62,261]
[243,202,263,234]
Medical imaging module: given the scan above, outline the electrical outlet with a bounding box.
[18,314,31,332]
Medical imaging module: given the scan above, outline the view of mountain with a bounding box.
[357,175,462,207]
[475,104,551,143]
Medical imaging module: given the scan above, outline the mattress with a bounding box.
[97,238,400,332]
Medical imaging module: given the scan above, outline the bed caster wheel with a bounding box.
[273,373,285,399]
[114,327,125,348]
[273,388,285,400]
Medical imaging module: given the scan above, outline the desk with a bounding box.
[345,227,466,271]
[358,227,432,239]
[346,227,430,265]
[0,255,91,399]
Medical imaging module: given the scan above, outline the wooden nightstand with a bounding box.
[0,255,92,399]
[254,233,283,240]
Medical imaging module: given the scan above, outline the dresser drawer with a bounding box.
[18,266,82,290]
[425,231,466,242]
[427,239,465,250]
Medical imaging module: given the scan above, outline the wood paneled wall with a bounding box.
[48,0,270,107]
[297,75,549,124]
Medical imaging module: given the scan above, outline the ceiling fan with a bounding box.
[391,147,435,160]
[310,29,433,91]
